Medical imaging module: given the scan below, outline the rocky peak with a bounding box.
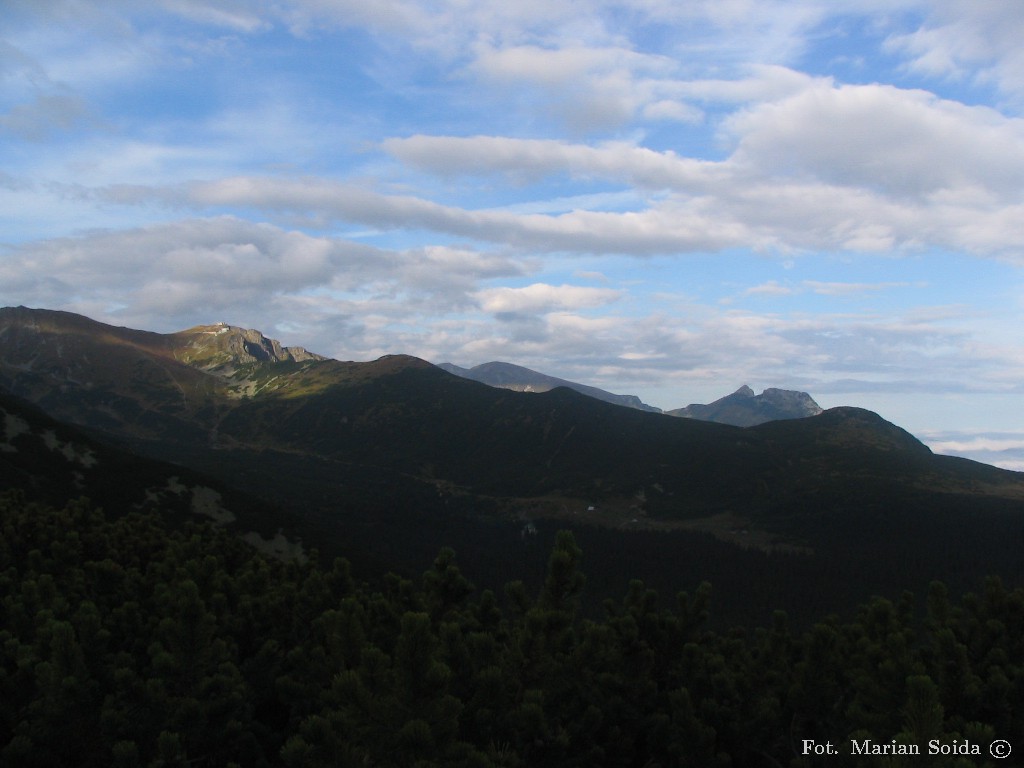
[669,385,823,427]
[760,388,823,417]
[173,323,325,375]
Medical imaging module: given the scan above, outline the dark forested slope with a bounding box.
[1,491,1019,767]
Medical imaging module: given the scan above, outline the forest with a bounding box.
[1,489,1020,767]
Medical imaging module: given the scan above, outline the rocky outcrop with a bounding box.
[173,323,325,375]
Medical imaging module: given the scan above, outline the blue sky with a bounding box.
[2,1,1024,468]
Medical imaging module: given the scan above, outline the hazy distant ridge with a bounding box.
[438,361,663,413]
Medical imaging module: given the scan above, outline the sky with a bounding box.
[2,1,1024,469]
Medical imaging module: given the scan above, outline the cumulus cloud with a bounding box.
[1,217,367,308]
[377,78,1024,259]
[726,82,1024,199]
[182,92,1024,259]
[0,217,519,329]
[0,216,546,360]
[468,41,688,130]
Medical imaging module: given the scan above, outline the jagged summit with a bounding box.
[670,385,822,427]
[0,306,331,394]
[172,322,325,375]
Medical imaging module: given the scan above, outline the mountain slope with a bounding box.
[438,360,662,412]
[3,306,1021,525]
[669,384,823,426]
[4,306,1024,624]
[0,306,348,441]
[0,387,306,560]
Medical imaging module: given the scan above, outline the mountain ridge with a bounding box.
[3,306,1020,518]
[4,305,1024,624]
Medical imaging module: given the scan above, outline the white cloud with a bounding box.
[176,176,755,254]
[886,1,1024,102]
[743,281,795,297]
[159,0,272,32]
[672,64,818,104]
[0,217,385,326]
[921,430,1024,471]
[471,43,662,87]
[726,82,1024,199]
[0,216,537,355]
[802,281,914,296]
[186,109,1024,258]
[642,100,704,123]
[377,78,1024,259]
[381,135,717,189]
[467,41,687,131]
[927,436,1024,454]
[18,214,351,268]
[67,158,1010,265]
[475,283,622,314]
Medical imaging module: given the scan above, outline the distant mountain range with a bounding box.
[3,305,1024,623]
[437,360,662,412]
[438,361,822,425]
